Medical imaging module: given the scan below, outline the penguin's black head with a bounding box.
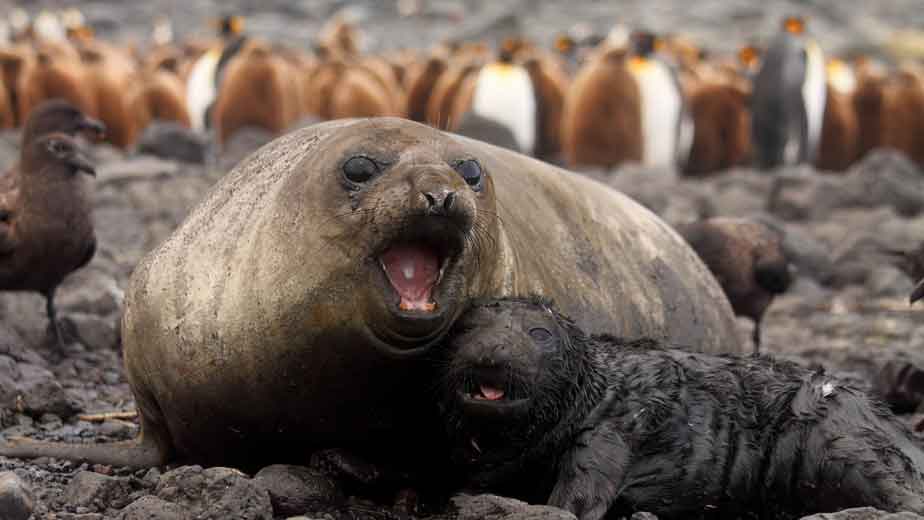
[498,36,526,64]
[216,14,244,37]
[631,30,659,57]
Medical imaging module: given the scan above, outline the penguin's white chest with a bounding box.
[186,50,221,133]
[802,42,827,161]
[631,58,683,169]
[471,64,537,154]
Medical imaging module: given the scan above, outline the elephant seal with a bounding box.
[0,117,740,469]
[436,298,924,520]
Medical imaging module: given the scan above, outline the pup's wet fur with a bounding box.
[435,297,924,520]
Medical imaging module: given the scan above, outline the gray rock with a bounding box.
[453,113,521,154]
[447,494,576,520]
[253,464,343,517]
[865,266,912,298]
[65,471,134,511]
[768,152,924,222]
[844,150,924,217]
[753,214,839,286]
[118,495,188,520]
[89,207,149,272]
[136,122,210,164]
[55,269,124,318]
[0,323,44,366]
[218,126,276,173]
[0,291,59,349]
[710,170,774,217]
[799,507,924,520]
[608,169,714,227]
[0,356,78,418]
[64,313,119,351]
[766,170,851,221]
[96,157,181,186]
[155,465,273,520]
[629,514,659,520]
[0,471,33,520]
[89,142,126,165]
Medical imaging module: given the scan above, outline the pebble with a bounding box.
[0,472,33,520]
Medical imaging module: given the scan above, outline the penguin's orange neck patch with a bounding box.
[738,46,759,68]
[629,56,651,72]
[486,63,517,77]
[784,17,805,35]
[555,35,574,54]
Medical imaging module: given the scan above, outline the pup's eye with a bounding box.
[528,327,553,343]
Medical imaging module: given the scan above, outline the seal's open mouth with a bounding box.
[376,218,463,316]
[380,243,445,312]
[365,218,468,355]
[456,368,530,414]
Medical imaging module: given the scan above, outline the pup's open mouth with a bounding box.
[456,372,530,413]
[468,384,506,401]
[379,242,448,313]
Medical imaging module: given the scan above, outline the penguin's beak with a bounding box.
[78,116,106,142]
[911,278,924,305]
[71,149,96,177]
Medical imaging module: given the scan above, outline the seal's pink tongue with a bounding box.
[381,244,440,312]
[478,385,505,401]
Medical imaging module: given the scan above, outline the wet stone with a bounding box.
[0,471,34,520]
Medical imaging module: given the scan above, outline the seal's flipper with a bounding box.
[0,431,168,468]
[548,422,629,520]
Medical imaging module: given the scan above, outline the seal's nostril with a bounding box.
[424,192,436,208]
[444,192,455,211]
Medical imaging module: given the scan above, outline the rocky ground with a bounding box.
[0,0,923,518]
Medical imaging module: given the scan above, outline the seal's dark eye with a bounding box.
[528,327,553,343]
[454,159,483,190]
[342,156,379,184]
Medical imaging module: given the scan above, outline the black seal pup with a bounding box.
[436,297,924,520]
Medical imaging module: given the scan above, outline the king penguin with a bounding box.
[457,42,538,155]
[751,16,827,170]
[626,30,694,171]
[185,14,246,133]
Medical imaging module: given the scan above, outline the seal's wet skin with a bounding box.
[0,117,740,470]
[436,297,924,520]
